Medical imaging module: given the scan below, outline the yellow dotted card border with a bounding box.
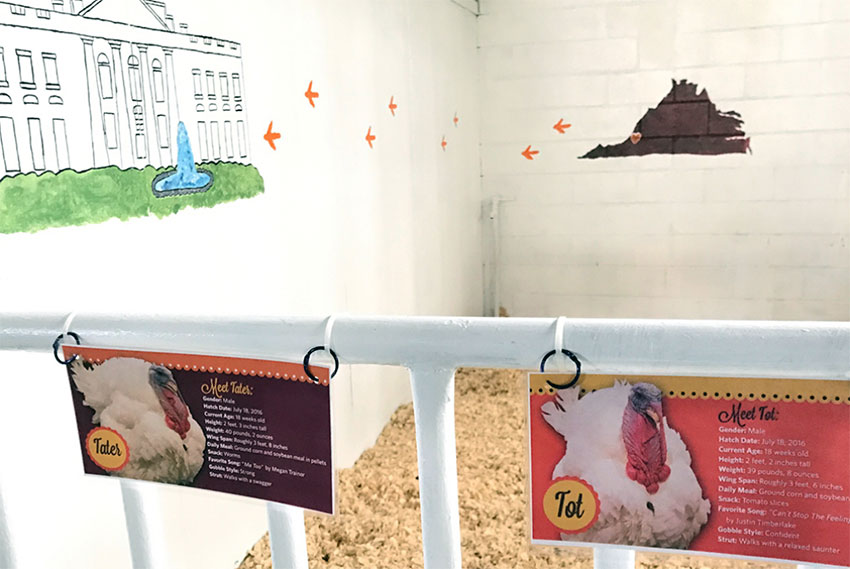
[529,373,850,405]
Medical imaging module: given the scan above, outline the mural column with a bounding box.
[81,36,108,169]
[163,48,179,165]
[108,40,133,169]
[137,45,161,168]
[239,59,251,162]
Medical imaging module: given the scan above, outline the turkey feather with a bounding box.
[70,357,206,485]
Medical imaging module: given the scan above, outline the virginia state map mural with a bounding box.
[580,79,750,159]
[0,0,264,233]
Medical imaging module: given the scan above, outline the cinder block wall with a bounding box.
[480,0,850,320]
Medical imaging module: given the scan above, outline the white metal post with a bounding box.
[595,547,635,569]
[120,480,169,569]
[410,367,462,569]
[0,487,15,569]
[267,503,308,569]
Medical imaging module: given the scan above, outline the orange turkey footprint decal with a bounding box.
[554,119,571,134]
[305,81,319,108]
[264,122,281,150]
[522,145,539,160]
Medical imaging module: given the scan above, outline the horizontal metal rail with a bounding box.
[3,314,848,377]
[1,313,847,569]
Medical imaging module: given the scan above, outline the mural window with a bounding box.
[0,94,11,104]
[135,134,146,160]
[128,55,141,101]
[22,94,38,104]
[10,5,25,15]
[197,121,208,161]
[232,73,241,101]
[205,71,215,100]
[156,114,168,148]
[237,120,246,158]
[224,120,233,159]
[28,118,45,171]
[132,105,146,159]
[152,59,165,103]
[103,112,118,149]
[196,103,204,112]
[97,53,113,99]
[42,53,59,90]
[219,72,229,100]
[16,50,35,89]
[0,116,20,173]
[52,118,69,170]
[48,95,63,105]
[192,68,202,99]
[210,120,220,160]
[0,47,7,87]
[133,105,144,129]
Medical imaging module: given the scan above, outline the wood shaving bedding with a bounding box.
[238,369,788,569]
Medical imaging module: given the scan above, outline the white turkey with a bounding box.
[541,381,709,548]
[70,357,206,484]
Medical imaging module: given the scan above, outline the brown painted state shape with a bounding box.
[580,79,750,159]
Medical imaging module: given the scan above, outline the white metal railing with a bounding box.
[1,313,848,569]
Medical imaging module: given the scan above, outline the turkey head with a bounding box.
[148,365,191,440]
[622,383,670,494]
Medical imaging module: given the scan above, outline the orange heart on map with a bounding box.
[630,132,642,144]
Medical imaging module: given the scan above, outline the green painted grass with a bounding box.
[0,162,264,234]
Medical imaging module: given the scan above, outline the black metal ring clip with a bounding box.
[302,346,339,384]
[53,331,82,365]
[539,348,581,389]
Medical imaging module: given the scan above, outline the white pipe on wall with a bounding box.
[1,313,848,569]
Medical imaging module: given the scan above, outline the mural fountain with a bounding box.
[152,121,214,197]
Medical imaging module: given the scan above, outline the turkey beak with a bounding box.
[162,378,180,396]
[646,401,663,429]
[150,367,180,396]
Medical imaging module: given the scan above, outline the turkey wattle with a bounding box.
[148,365,192,443]
[70,357,206,484]
[541,381,709,548]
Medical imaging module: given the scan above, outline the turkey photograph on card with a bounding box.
[63,345,334,514]
[528,373,850,568]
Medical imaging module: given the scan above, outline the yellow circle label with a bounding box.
[543,477,600,533]
[86,427,129,471]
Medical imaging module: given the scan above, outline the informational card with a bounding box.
[63,345,334,514]
[528,373,849,567]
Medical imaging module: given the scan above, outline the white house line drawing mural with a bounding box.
[0,0,250,177]
[0,0,264,233]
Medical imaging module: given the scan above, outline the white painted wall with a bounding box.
[480,0,850,321]
[0,1,480,567]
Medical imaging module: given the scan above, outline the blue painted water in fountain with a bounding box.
[154,121,210,192]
